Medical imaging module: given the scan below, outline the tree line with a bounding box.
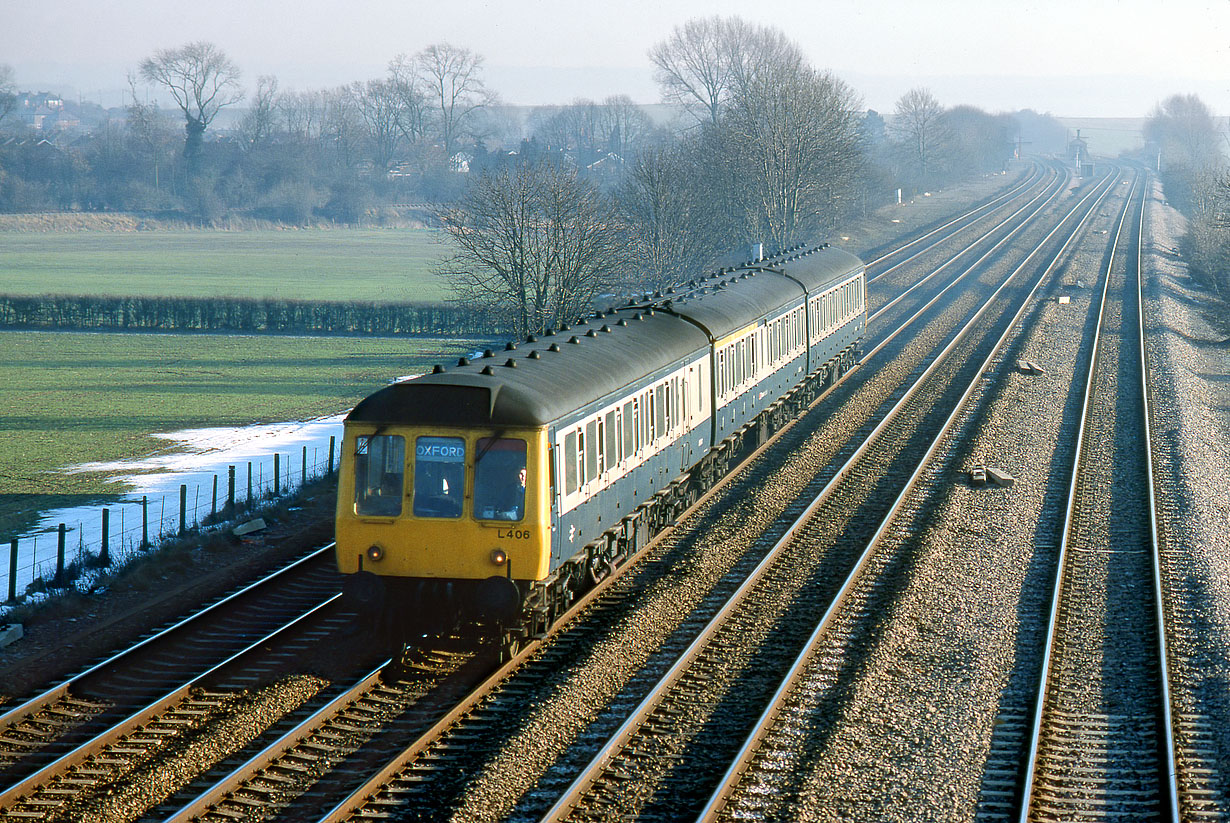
[0,294,502,336]
[1,17,1066,337]
[1145,94,1230,306]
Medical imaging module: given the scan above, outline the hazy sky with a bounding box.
[4,0,1228,118]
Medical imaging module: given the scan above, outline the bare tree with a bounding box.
[321,86,365,170]
[0,64,16,131]
[387,54,430,145]
[943,105,1014,178]
[616,140,724,291]
[595,95,655,158]
[648,16,742,125]
[125,73,177,192]
[278,88,327,142]
[1146,93,1222,174]
[436,162,628,336]
[239,75,279,149]
[139,41,243,172]
[890,87,950,187]
[349,79,404,173]
[722,35,865,247]
[415,42,494,156]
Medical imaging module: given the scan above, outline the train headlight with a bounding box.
[366,545,384,562]
[490,548,508,566]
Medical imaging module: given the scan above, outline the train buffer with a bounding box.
[1016,359,1045,375]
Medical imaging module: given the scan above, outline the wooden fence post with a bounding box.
[100,508,110,567]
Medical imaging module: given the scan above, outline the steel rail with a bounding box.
[543,167,1124,823]
[1015,172,1178,822]
[864,162,1047,275]
[0,592,341,808]
[1137,176,1181,821]
[0,542,336,732]
[161,663,389,823]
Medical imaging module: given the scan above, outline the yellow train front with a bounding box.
[335,377,555,638]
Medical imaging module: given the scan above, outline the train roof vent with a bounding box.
[569,336,581,344]
[548,343,561,352]
[505,341,517,351]
[481,365,495,375]
[431,364,445,374]
[528,350,541,359]
[586,329,598,338]
[526,334,538,343]
[458,356,470,366]
[617,318,628,326]
[483,349,495,358]
[504,359,517,368]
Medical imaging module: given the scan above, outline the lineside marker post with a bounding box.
[8,539,17,603]
[179,485,187,536]
[328,436,336,476]
[141,496,149,549]
[247,463,253,506]
[302,446,307,486]
[211,475,218,518]
[54,524,66,587]
[227,466,236,518]
[100,508,110,567]
[274,453,280,497]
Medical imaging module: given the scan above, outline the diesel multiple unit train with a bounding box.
[335,243,866,649]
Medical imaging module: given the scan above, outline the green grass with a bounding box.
[0,330,485,537]
[0,229,452,302]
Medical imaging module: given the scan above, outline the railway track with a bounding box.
[0,546,357,819]
[688,166,1131,822]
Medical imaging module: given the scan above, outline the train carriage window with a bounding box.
[412,436,465,518]
[632,398,641,453]
[604,411,617,471]
[615,407,624,463]
[596,417,606,473]
[649,391,659,442]
[622,402,634,460]
[654,385,666,439]
[473,438,527,521]
[354,434,406,517]
[564,432,578,495]
[585,420,598,483]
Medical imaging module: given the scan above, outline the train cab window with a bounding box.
[473,438,527,521]
[354,434,405,517]
[413,436,465,518]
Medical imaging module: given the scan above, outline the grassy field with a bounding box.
[0,330,484,538]
[0,229,451,302]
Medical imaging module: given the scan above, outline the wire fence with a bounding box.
[3,437,337,607]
